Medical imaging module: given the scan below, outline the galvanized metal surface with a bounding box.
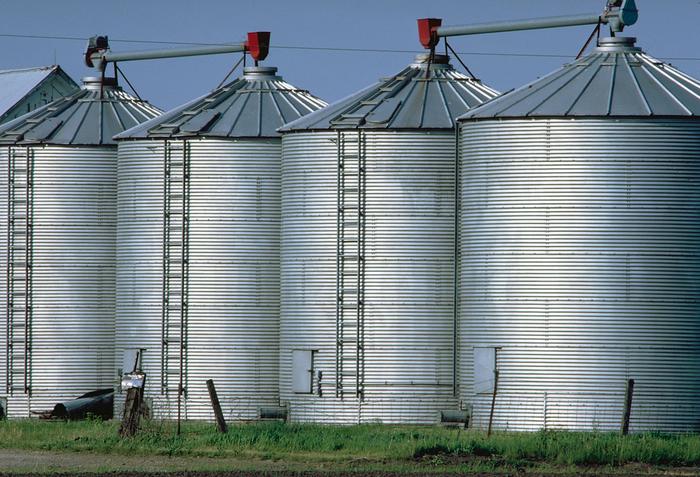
[280,54,498,132]
[0,66,78,124]
[0,79,160,417]
[460,37,700,119]
[0,78,161,145]
[280,131,465,423]
[116,67,326,140]
[0,146,119,417]
[116,139,283,420]
[457,118,700,432]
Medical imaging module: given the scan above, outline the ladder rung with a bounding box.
[164,387,185,393]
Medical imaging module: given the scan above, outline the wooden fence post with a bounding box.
[621,378,635,435]
[119,374,146,438]
[487,370,499,437]
[206,379,228,433]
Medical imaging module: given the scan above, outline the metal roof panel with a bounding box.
[280,54,499,132]
[115,66,326,140]
[461,37,700,120]
[0,77,161,145]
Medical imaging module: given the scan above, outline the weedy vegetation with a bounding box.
[0,419,699,472]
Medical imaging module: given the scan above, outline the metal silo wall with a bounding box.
[116,138,280,421]
[280,131,459,424]
[0,145,116,417]
[458,119,700,432]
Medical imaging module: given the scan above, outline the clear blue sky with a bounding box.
[1,0,699,110]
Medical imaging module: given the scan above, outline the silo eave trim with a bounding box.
[458,114,700,123]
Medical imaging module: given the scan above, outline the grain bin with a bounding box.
[0,77,161,417]
[279,53,499,423]
[113,65,325,420]
[457,36,700,432]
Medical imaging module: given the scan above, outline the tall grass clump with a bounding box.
[0,419,698,467]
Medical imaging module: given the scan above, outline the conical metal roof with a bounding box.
[115,66,326,140]
[460,37,700,120]
[279,54,499,132]
[0,77,161,145]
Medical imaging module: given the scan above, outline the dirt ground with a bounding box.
[1,449,700,477]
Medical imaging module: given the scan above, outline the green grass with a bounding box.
[0,419,699,472]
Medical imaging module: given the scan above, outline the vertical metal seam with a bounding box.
[4,146,11,394]
[25,145,33,396]
[160,140,170,395]
[452,123,460,397]
[335,130,343,398]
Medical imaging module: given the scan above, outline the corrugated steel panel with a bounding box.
[457,119,700,432]
[0,146,119,416]
[280,54,498,132]
[461,37,700,119]
[0,77,161,146]
[116,139,282,420]
[280,131,462,423]
[0,77,160,416]
[115,67,326,140]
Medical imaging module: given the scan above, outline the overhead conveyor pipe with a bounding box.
[85,31,270,70]
[418,0,638,49]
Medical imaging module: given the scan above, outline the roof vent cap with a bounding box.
[243,66,280,80]
[81,76,118,91]
[412,53,451,70]
[595,37,641,53]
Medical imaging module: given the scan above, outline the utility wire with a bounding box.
[0,32,699,62]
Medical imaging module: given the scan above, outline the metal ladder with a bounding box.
[5,146,33,396]
[335,130,366,400]
[161,140,191,405]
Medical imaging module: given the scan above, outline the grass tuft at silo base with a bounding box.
[0,419,699,475]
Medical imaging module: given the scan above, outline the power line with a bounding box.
[0,32,698,62]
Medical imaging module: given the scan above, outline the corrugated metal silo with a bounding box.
[0,77,161,417]
[114,66,325,420]
[279,54,499,423]
[457,37,700,432]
